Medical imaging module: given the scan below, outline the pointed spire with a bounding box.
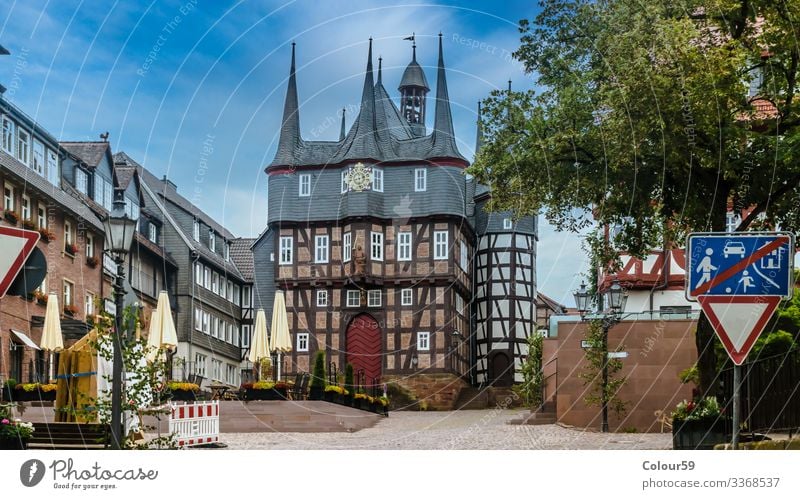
[476,101,484,154]
[339,107,346,141]
[272,42,301,167]
[412,38,417,62]
[377,56,382,84]
[430,32,463,160]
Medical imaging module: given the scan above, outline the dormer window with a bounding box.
[209,229,216,252]
[415,168,426,191]
[225,242,231,261]
[372,168,383,192]
[299,174,311,197]
[193,219,200,241]
[17,128,30,164]
[148,223,158,243]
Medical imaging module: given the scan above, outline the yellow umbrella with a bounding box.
[269,291,292,380]
[248,309,270,364]
[40,292,64,380]
[146,291,178,362]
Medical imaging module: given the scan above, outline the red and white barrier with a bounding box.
[169,401,220,447]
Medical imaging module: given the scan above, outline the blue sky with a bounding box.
[0,0,588,306]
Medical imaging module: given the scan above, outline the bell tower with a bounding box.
[398,38,429,137]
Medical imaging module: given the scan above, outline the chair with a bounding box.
[288,372,309,400]
[654,410,673,432]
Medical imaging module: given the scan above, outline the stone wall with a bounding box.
[383,373,469,410]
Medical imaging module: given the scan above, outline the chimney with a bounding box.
[162,175,177,191]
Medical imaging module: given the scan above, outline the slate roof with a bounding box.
[0,149,104,230]
[268,35,466,170]
[398,46,430,90]
[60,141,109,168]
[229,238,255,281]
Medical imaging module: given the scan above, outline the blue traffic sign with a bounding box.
[686,232,794,300]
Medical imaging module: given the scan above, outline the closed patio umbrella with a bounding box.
[40,293,64,380]
[146,291,178,362]
[248,308,270,372]
[269,291,292,380]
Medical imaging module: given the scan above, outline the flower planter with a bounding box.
[244,388,286,401]
[343,395,353,407]
[0,437,28,450]
[3,212,19,225]
[323,391,335,403]
[167,390,197,401]
[672,419,729,450]
[6,389,55,402]
[308,386,324,401]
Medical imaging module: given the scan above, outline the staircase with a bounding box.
[508,399,557,425]
[454,386,525,410]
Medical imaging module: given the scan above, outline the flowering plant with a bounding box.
[3,209,19,224]
[16,383,40,392]
[376,396,389,407]
[166,382,199,392]
[37,228,55,242]
[274,381,289,390]
[22,219,37,230]
[252,381,276,390]
[41,383,57,392]
[240,382,254,390]
[671,396,723,422]
[64,242,78,255]
[354,393,373,402]
[63,304,78,315]
[324,385,349,395]
[86,256,99,268]
[0,419,34,439]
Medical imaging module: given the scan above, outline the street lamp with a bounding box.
[103,189,138,450]
[450,330,464,372]
[573,278,627,433]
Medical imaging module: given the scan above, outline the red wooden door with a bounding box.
[346,314,382,382]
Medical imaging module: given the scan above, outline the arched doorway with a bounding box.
[346,314,382,383]
[488,351,513,386]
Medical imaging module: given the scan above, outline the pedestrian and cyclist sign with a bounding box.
[686,232,794,365]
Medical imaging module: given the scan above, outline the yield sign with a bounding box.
[697,295,780,365]
[0,226,40,298]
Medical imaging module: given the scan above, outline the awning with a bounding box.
[10,329,41,350]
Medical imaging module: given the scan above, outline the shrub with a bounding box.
[344,363,354,395]
[310,351,326,389]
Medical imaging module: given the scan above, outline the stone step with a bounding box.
[454,387,490,410]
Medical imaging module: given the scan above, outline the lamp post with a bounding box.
[450,330,464,373]
[103,189,139,450]
[573,278,627,433]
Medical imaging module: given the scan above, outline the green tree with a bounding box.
[344,363,355,396]
[470,0,800,395]
[513,333,544,407]
[310,351,326,389]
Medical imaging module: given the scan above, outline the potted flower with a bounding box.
[353,392,370,411]
[0,418,35,450]
[165,381,199,401]
[371,395,390,416]
[3,209,19,224]
[40,383,57,401]
[33,290,47,305]
[64,242,78,256]
[22,219,37,230]
[274,381,289,399]
[37,228,55,242]
[1,379,16,401]
[245,381,277,400]
[63,304,78,317]
[323,385,349,405]
[671,396,729,450]
[86,255,99,268]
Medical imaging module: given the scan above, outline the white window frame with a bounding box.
[317,289,328,307]
[85,292,95,317]
[371,231,383,261]
[37,203,46,229]
[279,236,293,265]
[202,311,210,334]
[203,266,211,289]
[211,272,219,294]
[367,289,381,307]
[401,288,413,306]
[75,168,88,195]
[148,223,158,243]
[372,167,383,192]
[16,127,29,164]
[225,242,231,261]
[21,194,30,221]
[194,353,207,377]
[220,276,227,299]
[460,240,468,270]
[434,231,448,260]
[315,234,329,263]
[297,333,309,352]
[242,324,251,348]
[343,232,351,262]
[1,117,13,154]
[32,140,44,176]
[398,232,412,261]
[46,149,59,186]
[346,290,360,307]
[64,220,73,245]
[417,332,430,351]
[414,168,426,191]
[193,220,200,241]
[86,233,94,258]
[209,230,216,252]
[3,182,14,212]
[503,218,513,230]
[299,174,311,197]
[341,171,348,193]
[243,286,251,308]
[63,279,74,307]
[195,307,202,331]
[195,263,203,286]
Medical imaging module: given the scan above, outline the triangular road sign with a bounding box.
[0,226,40,298]
[698,295,781,365]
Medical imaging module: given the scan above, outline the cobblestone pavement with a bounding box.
[219,410,672,450]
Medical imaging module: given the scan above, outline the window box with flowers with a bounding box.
[63,304,78,317]
[165,382,199,401]
[86,255,99,268]
[64,242,78,256]
[242,381,288,401]
[671,396,730,450]
[0,415,35,450]
[22,219,37,230]
[5,383,57,402]
[323,385,349,405]
[3,209,19,225]
[33,290,47,306]
[38,228,55,243]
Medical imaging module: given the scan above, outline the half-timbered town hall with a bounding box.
[252,35,537,406]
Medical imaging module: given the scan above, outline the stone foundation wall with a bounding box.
[383,373,469,410]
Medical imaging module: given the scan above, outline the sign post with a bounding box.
[0,226,40,298]
[686,232,794,449]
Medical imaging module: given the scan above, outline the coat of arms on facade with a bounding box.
[344,162,372,192]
